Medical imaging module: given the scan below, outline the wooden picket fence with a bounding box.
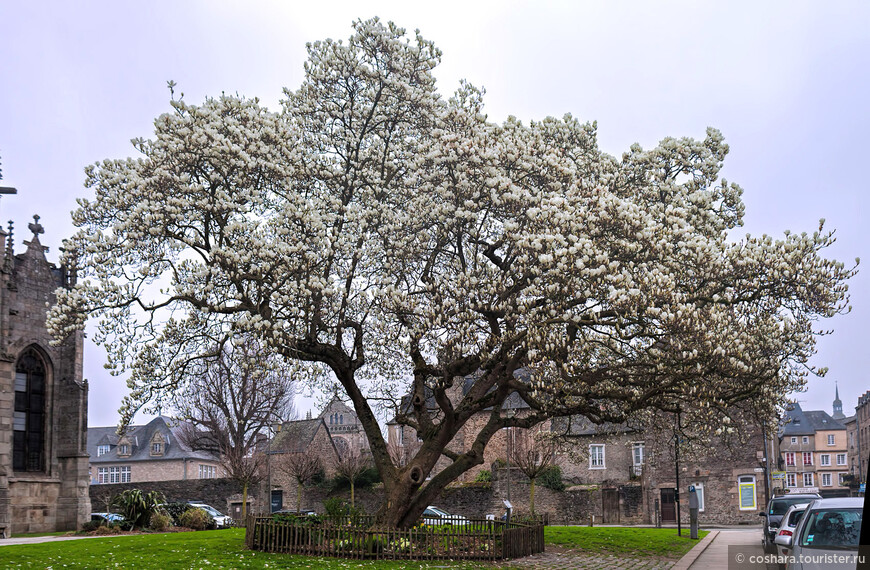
[245,515,545,561]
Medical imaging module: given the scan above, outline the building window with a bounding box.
[97,445,111,457]
[151,442,163,455]
[821,454,831,466]
[589,445,605,469]
[199,464,217,479]
[786,473,797,487]
[98,466,131,484]
[398,426,405,446]
[839,473,849,486]
[632,442,645,475]
[821,473,832,487]
[118,444,130,456]
[827,434,835,446]
[785,452,796,466]
[803,472,814,487]
[802,436,809,444]
[13,348,47,472]
[738,475,756,510]
[836,454,847,466]
[791,437,797,444]
[802,452,813,466]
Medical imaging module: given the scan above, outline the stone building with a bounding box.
[87,416,223,485]
[268,417,342,512]
[856,390,870,489]
[0,213,90,535]
[779,401,850,497]
[319,395,369,457]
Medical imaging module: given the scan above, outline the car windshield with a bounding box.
[426,507,449,517]
[798,508,862,549]
[770,498,812,515]
[194,505,221,517]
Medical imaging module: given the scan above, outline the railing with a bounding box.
[245,515,545,561]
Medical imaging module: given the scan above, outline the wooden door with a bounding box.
[660,488,676,522]
[602,488,620,524]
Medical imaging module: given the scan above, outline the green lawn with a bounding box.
[0,528,478,569]
[545,526,708,558]
[0,525,706,568]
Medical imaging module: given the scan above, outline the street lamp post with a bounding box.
[266,421,282,514]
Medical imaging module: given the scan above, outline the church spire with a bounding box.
[832,381,845,420]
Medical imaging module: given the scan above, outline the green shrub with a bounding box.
[539,465,565,491]
[112,489,165,529]
[474,469,493,483]
[149,512,172,531]
[179,507,211,530]
[80,520,102,532]
[162,502,191,526]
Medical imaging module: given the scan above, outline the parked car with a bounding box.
[273,509,318,517]
[785,497,862,569]
[760,492,821,553]
[90,512,125,524]
[187,502,233,528]
[772,502,810,554]
[422,506,468,526]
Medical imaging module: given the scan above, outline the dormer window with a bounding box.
[118,444,130,456]
[97,445,110,457]
[150,433,166,456]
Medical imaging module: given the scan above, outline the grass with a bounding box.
[0,525,707,568]
[545,526,709,558]
[0,528,480,569]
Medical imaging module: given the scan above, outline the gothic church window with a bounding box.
[13,348,47,472]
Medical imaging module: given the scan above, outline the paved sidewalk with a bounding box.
[0,534,106,546]
[686,529,768,569]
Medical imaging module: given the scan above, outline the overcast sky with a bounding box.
[1,1,867,427]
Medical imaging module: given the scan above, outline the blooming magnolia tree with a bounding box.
[49,18,855,528]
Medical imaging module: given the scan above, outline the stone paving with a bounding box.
[494,545,676,569]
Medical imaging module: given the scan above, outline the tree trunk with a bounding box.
[529,478,536,516]
[296,480,302,513]
[241,482,248,520]
[350,480,355,508]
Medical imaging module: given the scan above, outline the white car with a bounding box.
[772,502,809,554]
[786,497,862,569]
[422,506,469,526]
[187,502,233,528]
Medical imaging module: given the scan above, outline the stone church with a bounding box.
[0,207,90,536]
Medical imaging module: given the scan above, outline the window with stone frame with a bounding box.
[839,472,849,486]
[589,444,605,469]
[821,473,832,487]
[199,464,217,479]
[827,434,835,446]
[802,452,813,465]
[802,472,814,487]
[821,454,831,466]
[786,473,797,487]
[150,433,165,456]
[836,453,847,466]
[13,348,47,472]
[97,444,111,457]
[785,452,796,466]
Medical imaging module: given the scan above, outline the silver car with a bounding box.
[772,502,809,554]
[786,497,862,569]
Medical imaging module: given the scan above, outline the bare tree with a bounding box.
[333,450,372,508]
[277,453,322,514]
[509,429,558,515]
[173,337,295,520]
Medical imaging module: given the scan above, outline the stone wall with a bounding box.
[88,478,245,516]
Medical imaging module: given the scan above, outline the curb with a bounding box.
[671,530,719,570]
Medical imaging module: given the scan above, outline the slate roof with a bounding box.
[549,415,637,437]
[780,403,845,437]
[87,416,218,463]
[270,418,329,454]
